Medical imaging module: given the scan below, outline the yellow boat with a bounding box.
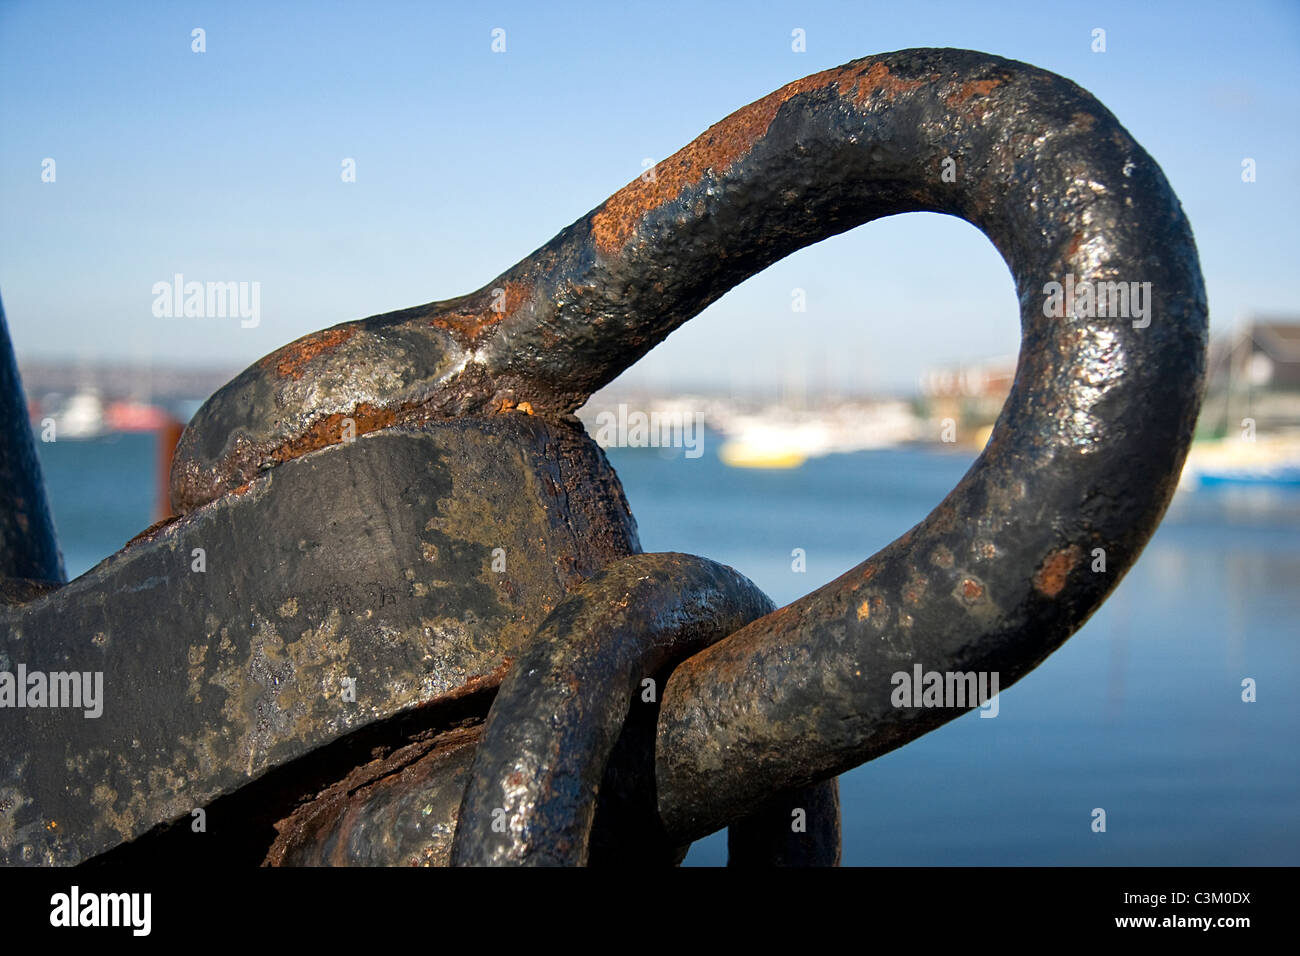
[719,440,807,469]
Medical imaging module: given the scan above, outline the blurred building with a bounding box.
[1203,317,1300,436]
[919,355,1015,445]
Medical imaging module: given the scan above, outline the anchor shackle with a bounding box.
[171,48,1207,846]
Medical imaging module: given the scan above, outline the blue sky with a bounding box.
[1,0,1297,393]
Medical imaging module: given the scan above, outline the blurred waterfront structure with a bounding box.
[1202,317,1300,437]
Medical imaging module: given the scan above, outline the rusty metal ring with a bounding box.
[449,552,775,865]
[451,552,842,866]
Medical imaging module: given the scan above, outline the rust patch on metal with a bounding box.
[125,514,182,547]
[955,577,985,605]
[433,658,513,704]
[903,575,927,605]
[268,403,403,466]
[840,60,930,108]
[590,61,919,254]
[264,722,483,867]
[945,77,1002,107]
[262,327,357,380]
[1033,546,1081,598]
[430,280,532,346]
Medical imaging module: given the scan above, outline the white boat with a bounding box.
[718,401,920,469]
[50,389,106,439]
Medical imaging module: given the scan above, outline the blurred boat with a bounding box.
[1198,468,1300,488]
[719,437,808,469]
[104,400,171,432]
[1179,431,1300,490]
[717,401,920,469]
[49,388,106,439]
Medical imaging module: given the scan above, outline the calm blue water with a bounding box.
[33,431,1300,865]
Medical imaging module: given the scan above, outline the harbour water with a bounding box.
[33,431,1300,865]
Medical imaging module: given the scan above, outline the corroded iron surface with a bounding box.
[261,554,841,867]
[0,416,637,865]
[267,725,482,867]
[451,553,779,866]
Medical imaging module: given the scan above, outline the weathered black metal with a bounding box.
[726,781,842,868]
[0,416,638,865]
[1,48,1207,867]
[0,296,64,593]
